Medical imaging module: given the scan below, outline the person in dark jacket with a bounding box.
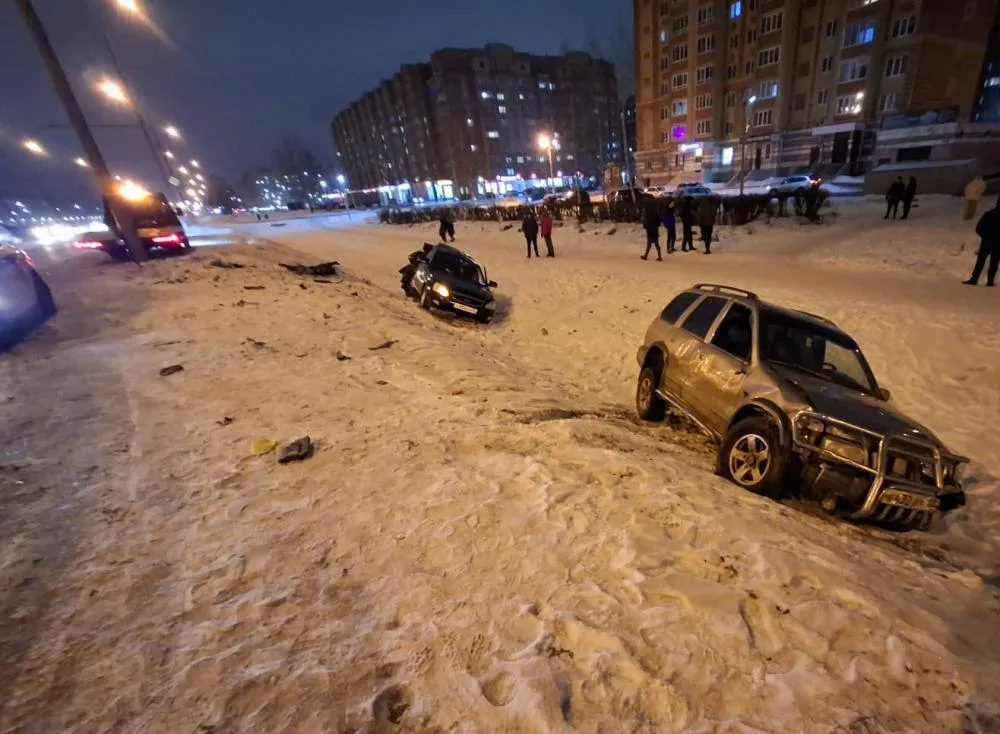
[522,209,540,258]
[661,197,677,254]
[884,177,905,220]
[642,204,662,260]
[697,197,718,254]
[901,176,917,219]
[680,197,695,252]
[438,211,455,242]
[963,196,1000,287]
[400,243,434,292]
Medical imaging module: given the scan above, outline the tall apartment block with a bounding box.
[972,3,1000,122]
[634,0,1000,187]
[332,44,621,203]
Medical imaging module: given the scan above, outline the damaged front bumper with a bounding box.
[791,410,967,525]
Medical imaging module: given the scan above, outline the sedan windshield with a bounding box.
[430,251,485,284]
[759,311,877,394]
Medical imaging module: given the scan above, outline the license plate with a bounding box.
[453,303,478,314]
[881,489,939,511]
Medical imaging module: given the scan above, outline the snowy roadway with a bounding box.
[1,196,999,732]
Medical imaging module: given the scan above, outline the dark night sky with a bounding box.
[0,0,632,206]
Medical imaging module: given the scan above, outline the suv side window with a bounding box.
[710,303,753,361]
[680,296,728,339]
[660,291,699,324]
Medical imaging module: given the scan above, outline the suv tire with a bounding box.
[636,366,666,421]
[719,416,786,498]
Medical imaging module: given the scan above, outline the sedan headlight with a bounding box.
[432,282,450,299]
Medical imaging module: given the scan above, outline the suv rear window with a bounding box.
[681,296,728,339]
[660,292,699,324]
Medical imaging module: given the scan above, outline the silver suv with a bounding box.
[769,174,821,197]
[635,284,967,529]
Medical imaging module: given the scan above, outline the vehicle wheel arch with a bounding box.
[642,343,667,376]
[728,400,790,448]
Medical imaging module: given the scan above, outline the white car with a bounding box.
[769,174,822,196]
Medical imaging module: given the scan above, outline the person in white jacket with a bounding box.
[964,176,987,220]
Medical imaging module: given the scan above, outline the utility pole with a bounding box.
[16,0,146,261]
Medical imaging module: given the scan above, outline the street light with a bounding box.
[163,124,181,139]
[96,77,129,105]
[537,132,559,194]
[190,159,200,168]
[114,0,141,15]
[178,165,189,175]
[739,95,758,196]
[116,179,150,201]
[336,174,346,186]
[21,138,46,156]
[74,156,89,168]
[164,150,174,159]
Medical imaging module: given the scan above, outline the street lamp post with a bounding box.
[15,0,146,261]
[537,133,558,194]
[739,95,757,197]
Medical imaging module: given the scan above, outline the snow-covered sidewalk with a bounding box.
[2,195,999,732]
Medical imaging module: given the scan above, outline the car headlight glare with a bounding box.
[432,282,450,298]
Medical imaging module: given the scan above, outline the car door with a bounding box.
[411,248,436,293]
[664,295,729,413]
[684,301,754,432]
[0,249,38,322]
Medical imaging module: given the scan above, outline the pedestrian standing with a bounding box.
[661,197,677,254]
[697,197,718,254]
[964,176,987,221]
[539,207,555,257]
[522,209,540,258]
[641,204,662,261]
[901,176,917,219]
[884,177,905,219]
[680,197,695,252]
[438,211,456,242]
[963,195,1000,287]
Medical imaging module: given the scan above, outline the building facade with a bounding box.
[332,44,621,202]
[972,3,1000,122]
[634,0,998,186]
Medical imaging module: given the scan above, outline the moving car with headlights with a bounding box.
[0,244,56,351]
[635,284,967,530]
[401,244,497,323]
[768,174,822,197]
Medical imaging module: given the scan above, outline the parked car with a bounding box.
[401,244,497,324]
[674,184,714,197]
[607,188,654,204]
[635,283,967,530]
[0,244,56,351]
[769,174,822,197]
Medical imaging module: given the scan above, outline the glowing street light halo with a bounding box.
[96,77,130,106]
[163,124,181,140]
[74,157,90,168]
[21,139,47,156]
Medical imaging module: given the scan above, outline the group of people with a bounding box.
[883,176,918,220]
[520,207,556,258]
[642,196,718,260]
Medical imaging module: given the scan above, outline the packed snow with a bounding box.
[2,195,999,732]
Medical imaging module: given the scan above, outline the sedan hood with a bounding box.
[767,364,940,443]
[431,272,493,302]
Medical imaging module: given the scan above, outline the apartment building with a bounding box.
[332,44,621,203]
[634,0,998,186]
[972,3,1000,122]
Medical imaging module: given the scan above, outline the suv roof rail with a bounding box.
[692,283,759,300]
[794,308,838,327]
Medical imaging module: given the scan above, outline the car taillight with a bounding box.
[74,240,104,250]
[151,233,181,244]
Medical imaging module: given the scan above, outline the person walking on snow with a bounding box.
[438,211,455,242]
[641,204,662,261]
[521,209,540,258]
[964,195,1000,287]
[884,177,905,219]
[539,207,555,257]
[661,198,677,254]
[901,176,917,219]
[964,176,987,221]
[698,198,718,254]
[680,196,695,252]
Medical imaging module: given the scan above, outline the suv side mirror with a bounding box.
[878,387,892,401]
[488,280,498,288]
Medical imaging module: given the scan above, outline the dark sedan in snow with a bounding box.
[401,244,497,323]
[0,244,56,351]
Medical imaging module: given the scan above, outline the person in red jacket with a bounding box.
[539,207,555,257]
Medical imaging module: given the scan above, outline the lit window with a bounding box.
[466,118,474,127]
[517,156,524,163]
[756,79,778,98]
[729,1,742,18]
[673,99,688,115]
[487,130,500,139]
[481,91,493,99]
[844,19,877,47]
[538,81,547,89]
[549,82,556,90]
[497,93,505,101]
[470,144,477,151]
[986,77,1000,88]
[498,105,507,114]
[660,29,668,43]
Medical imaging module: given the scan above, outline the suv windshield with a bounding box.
[430,251,485,284]
[759,310,876,394]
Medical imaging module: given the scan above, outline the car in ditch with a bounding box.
[1,244,56,351]
[634,283,967,530]
[400,244,497,324]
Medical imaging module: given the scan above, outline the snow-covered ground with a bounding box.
[2,195,999,732]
